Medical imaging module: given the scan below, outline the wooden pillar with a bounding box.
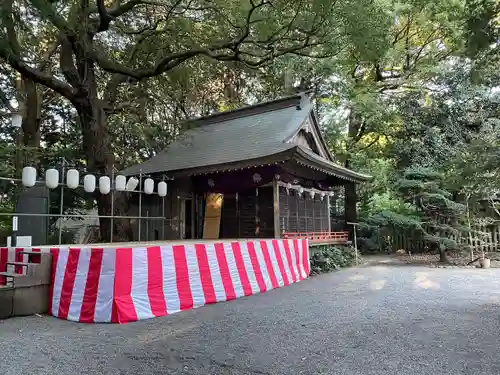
[327,195,331,233]
[344,181,357,239]
[273,178,280,239]
[190,192,195,239]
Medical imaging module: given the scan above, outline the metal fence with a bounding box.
[0,164,180,247]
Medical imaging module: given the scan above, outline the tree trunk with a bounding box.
[438,247,450,263]
[76,95,133,243]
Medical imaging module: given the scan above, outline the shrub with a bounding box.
[310,245,361,274]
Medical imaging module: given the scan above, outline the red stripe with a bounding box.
[15,248,24,274]
[260,241,279,289]
[301,239,310,276]
[246,242,267,292]
[48,248,59,315]
[0,248,8,285]
[214,242,236,301]
[271,240,290,286]
[293,239,303,280]
[113,248,137,323]
[283,240,297,283]
[231,242,252,296]
[147,246,167,317]
[173,245,194,310]
[195,244,217,304]
[79,248,104,323]
[58,248,80,320]
[31,248,41,264]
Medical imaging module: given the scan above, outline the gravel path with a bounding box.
[2,264,500,375]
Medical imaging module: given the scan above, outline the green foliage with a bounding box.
[310,245,360,274]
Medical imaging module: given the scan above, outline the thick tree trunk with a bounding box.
[20,77,42,151]
[430,242,449,263]
[76,96,133,243]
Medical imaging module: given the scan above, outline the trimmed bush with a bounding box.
[310,245,361,274]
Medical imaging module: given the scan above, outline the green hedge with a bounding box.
[310,245,361,274]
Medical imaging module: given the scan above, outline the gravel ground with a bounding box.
[2,264,500,375]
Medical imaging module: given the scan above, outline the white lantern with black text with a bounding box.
[298,187,304,195]
[158,181,168,197]
[115,175,126,191]
[126,177,139,191]
[45,169,59,189]
[144,178,154,194]
[66,169,79,189]
[99,176,111,195]
[310,190,315,199]
[21,167,36,187]
[83,174,96,192]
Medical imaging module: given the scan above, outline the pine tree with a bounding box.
[396,167,467,263]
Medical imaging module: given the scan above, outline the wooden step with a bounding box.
[20,250,44,255]
[0,271,24,278]
[5,262,30,267]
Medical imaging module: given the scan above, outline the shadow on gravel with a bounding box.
[361,256,430,268]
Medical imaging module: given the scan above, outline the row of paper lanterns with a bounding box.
[21,167,168,196]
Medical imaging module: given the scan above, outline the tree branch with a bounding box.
[59,36,81,87]
[96,0,112,31]
[28,0,72,34]
[0,43,76,102]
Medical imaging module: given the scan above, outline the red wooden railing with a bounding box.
[282,231,349,244]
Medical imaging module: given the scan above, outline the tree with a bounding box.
[397,167,467,262]
[0,0,376,240]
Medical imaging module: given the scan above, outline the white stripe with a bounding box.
[184,244,205,308]
[66,248,91,322]
[6,249,16,274]
[205,244,227,302]
[224,242,244,298]
[94,248,116,323]
[297,240,306,279]
[253,241,273,291]
[51,247,69,317]
[161,245,181,314]
[130,247,153,320]
[240,242,260,294]
[278,241,293,283]
[288,240,300,281]
[266,240,284,287]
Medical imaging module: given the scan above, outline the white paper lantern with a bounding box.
[298,187,304,195]
[11,113,22,128]
[310,190,315,199]
[45,168,59,189]
[144,178,154,194]
[320,192,326,201]
[115,175,126,191]
[158,181,168,197]
[286,183,292,190]
[21,167,37,187]
[329,191,335,197]
[66,169,79,189]
[83,174,96,193]
[99,176,111,195]
[126,177,139,191]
